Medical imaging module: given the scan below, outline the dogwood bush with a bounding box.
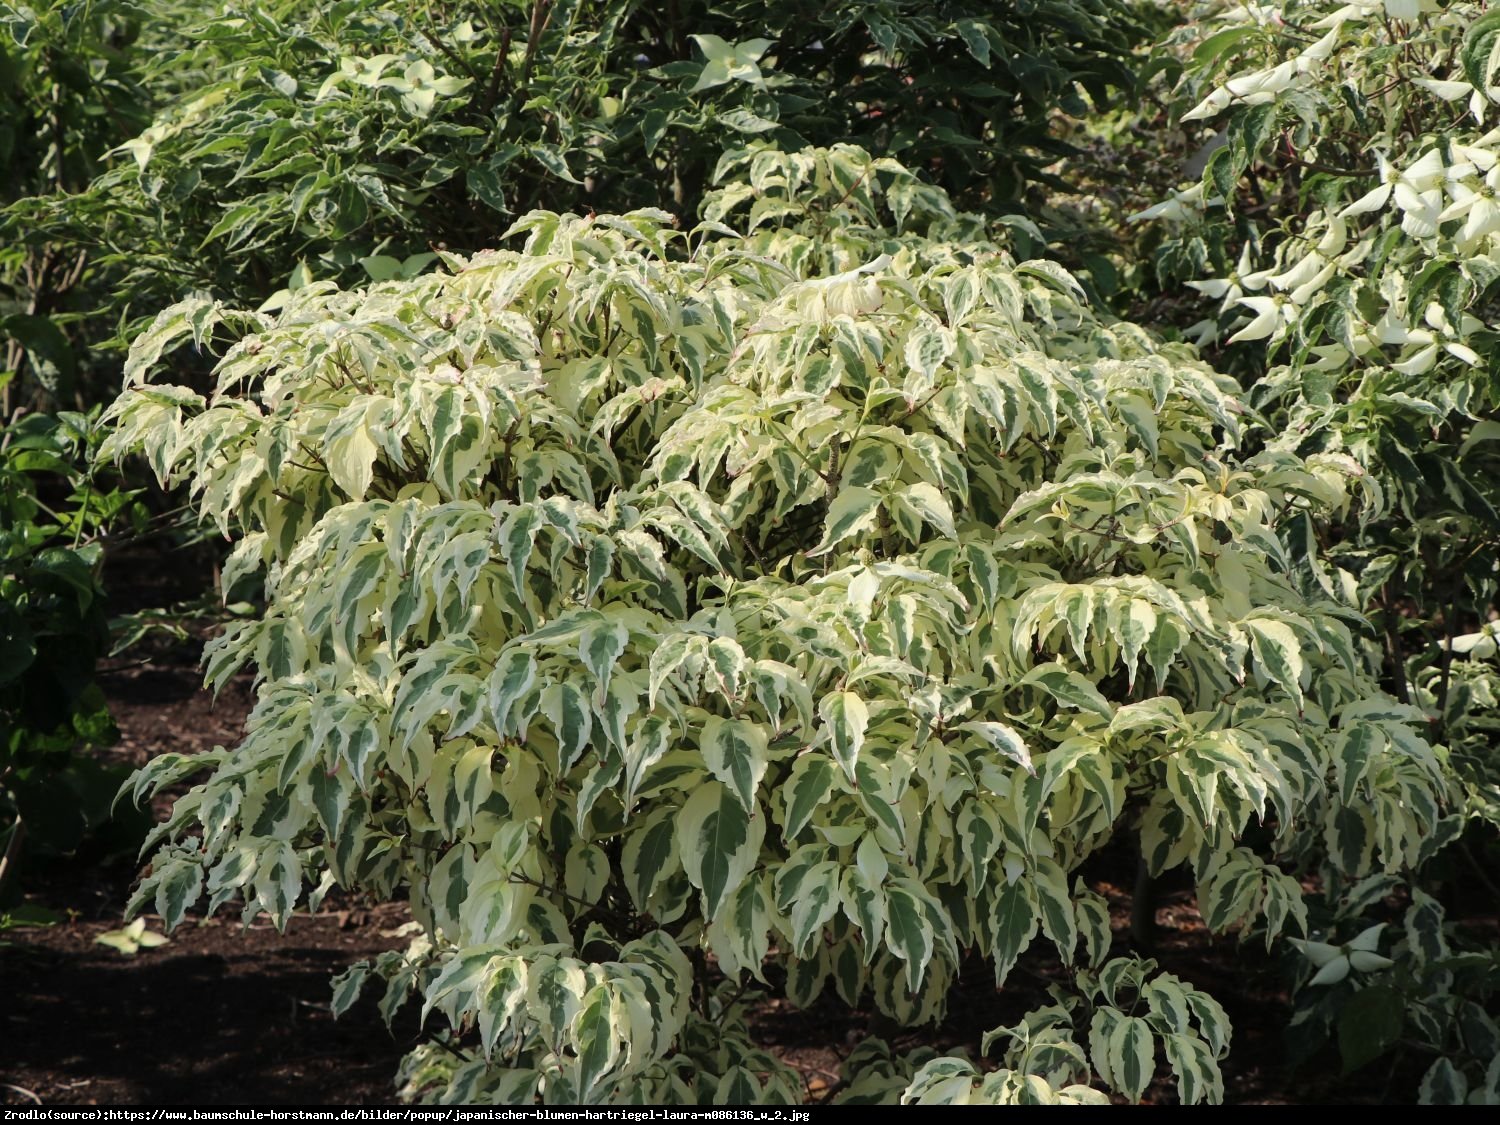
[1137,0,1500,538]
[1136,2,1500,1101]
[102,147,1447,1104]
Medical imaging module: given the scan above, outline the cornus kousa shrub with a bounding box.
[102,148,1448,1105]
[1134,5,1500,1100]
[1139,0,1500,840]
[1136,1,1500,585]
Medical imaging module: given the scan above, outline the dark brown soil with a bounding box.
[1,902,417,1105]
[2,618,422,1106]
[0,550,1365,1107]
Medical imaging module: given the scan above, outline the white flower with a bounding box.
[1401,148,1447,190]
[345,54,400,87]
[1183,58,1302,121]
[1445,340,1482,365]
[1216,3,1285,23]
[1342,149,1448,223]
[1414,78,1474,102]
[1312,3,1379,30]
[1241,264,1277,289]
[1340,153,1399,218]
[1397,188,1444,239]
[1187,244,1266,310]
[1268,251,1325,293]
[1290,924,1394,987]
[1184,318,1221,347]
[1315,216,1349,256]
[1424,304,1484,364]
[1301,27,1343,65]
[1182,87,1233,123]
[1378,304,1482,373]
[1226,58,1300,100]
[1383,0,1435,18]
[1306,343,1354,371]
[1451,142,1497,177]
[1264,219,1345,300]
[1129,184,1214,224]
[1228,294,1296,343]
[1392,343,1440,375]
[1448,621,1500,658]
[1374,310,1415,347]
[1187,277,1236,300]
[1289,260,1339,306]
[1438,164,1500,249]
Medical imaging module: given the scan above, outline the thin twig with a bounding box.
[1,1084,41,1105]
[519,0,554,90]
[481,24,514,113]
[713,976,755,1031]
[1436,593,1458,738]
[0,818,28,906]
[1381,583,1411,705]
[505,872,644,932]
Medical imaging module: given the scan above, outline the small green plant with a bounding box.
[0,901,61,930]
[903,958,1229,1105]
[1282,877,1500,1105]
[0,409,144,902]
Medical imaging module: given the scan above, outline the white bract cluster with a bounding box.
[316,55,471,117]
[1290,922,1394,986]
[1144,0,1500,475]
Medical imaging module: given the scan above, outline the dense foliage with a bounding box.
[1132,0,1500,1100]
[101,147,1456,1104]
[1,0,157,410]
[1,0,1495,1107]
[0,409,140,902]
[6,0,1143,410]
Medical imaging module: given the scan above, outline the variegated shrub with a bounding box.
[102,147,1449,1104]
[1135,4,1500,1099]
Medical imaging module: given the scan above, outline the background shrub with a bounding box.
[1132,0,1500,1097]
[0,409,146,904]
[7,0,1144,406]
